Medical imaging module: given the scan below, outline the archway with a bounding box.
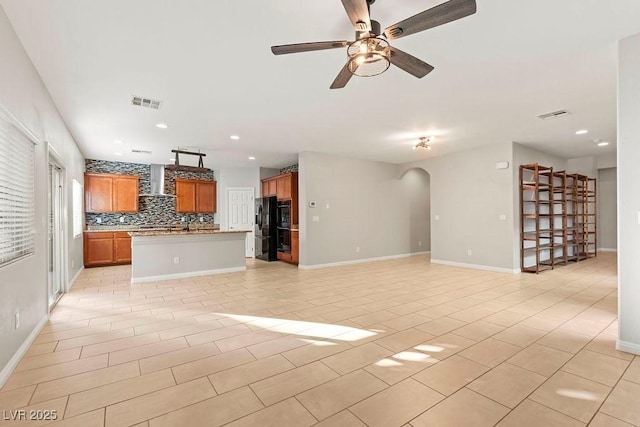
[400,167,431,258]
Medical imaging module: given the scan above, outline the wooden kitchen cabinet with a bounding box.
[268,179,277,197]
[291,230,299,265]
[261,172,297,201]
[114,232,132,264]
[84,232,131,267]
[276,175,292,200]
[175,178,217,213]
[85,173,139,213]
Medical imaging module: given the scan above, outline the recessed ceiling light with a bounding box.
[230,135,240,140]
[114,140,123,144]
[156,123,169,129]
[248,156,256,160]
[576,130,589,135]
[114,152,122,156]
[597,141,610,147]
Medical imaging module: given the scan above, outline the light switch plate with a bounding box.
[434,215,440,221]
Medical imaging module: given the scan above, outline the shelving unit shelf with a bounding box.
[519,164,596,274]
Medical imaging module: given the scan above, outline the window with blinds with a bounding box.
[72,179,82,238]
[0,114,36,267]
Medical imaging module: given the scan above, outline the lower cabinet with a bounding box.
[84,232,132,267]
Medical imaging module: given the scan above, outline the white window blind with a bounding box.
[0,115,35,267]
[72,179,82,238]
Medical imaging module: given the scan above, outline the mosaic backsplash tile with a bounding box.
[85,159,216,227]
[280,164,298,174]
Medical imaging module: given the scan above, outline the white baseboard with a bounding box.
[616,339,640,355]
[299,251,430,271]
[598,248,617,252]
[131,266,247,283]
[430,259,521,274]
[68,266,84,291]
[0,315,49,388]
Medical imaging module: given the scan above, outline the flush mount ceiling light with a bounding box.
[413,136,433,150]
[597,141,610,147]
[156,123,169,129]
[114,152,122,156]
[248,156,256,160]
[114,140,123,144]
[230,135,240,140]
[576,130,589,135]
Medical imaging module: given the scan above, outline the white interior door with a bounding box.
[227,188,255,257]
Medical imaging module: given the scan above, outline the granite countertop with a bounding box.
[128,229,249,237]
[86,225,220,233]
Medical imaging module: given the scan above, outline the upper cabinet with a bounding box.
[175,178,217,213]
[262,172,297,201]
[85,173,139,213]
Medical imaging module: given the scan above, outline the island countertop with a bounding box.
[128,229,248,237]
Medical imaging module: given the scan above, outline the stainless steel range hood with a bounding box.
[139,164,175,197]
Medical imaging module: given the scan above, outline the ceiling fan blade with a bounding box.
[389,47,434,78]
[384,0,476,40]
[271,41,349,55]
[341,0,371,31]
[330,62,355,89]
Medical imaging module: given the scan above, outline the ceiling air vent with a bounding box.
[131,149,152,155]
[537,110,570,120]
[131,95,162,110]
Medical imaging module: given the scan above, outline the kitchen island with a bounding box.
[128,229,249,283]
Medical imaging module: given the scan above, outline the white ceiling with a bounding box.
[2,0,640,168]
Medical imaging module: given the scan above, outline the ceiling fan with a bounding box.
[271,0,477,89]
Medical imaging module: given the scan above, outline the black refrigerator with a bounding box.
[255,196,277,261]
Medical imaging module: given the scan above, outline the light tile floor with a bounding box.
[1,253,638,426]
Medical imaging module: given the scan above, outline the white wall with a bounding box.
[399,142,515,272]
[0,5,85,377]
[298,152,430,267]
[597,153,616,169]
[215,167,260,230]
[597,167,617,250]
[617,32,640,354]
[567,156,598,178]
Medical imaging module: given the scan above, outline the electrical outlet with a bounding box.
[418,241,422,247]
[119,216,125,223]
[326,203,330,209]
[181,217,186,222]
[499,214,507,221]
[434,215,440,221]
[356,246,360,253]
[96,217,102,224]
[467,249,473,256]
[14,312,19,329]
[200,217,204,222]
[312,216,320,222]
[173,257,180,264]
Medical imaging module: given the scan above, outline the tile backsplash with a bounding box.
[85,159,216,227]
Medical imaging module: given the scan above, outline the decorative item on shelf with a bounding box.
[413,136,432,150]
[165,148,211,173]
